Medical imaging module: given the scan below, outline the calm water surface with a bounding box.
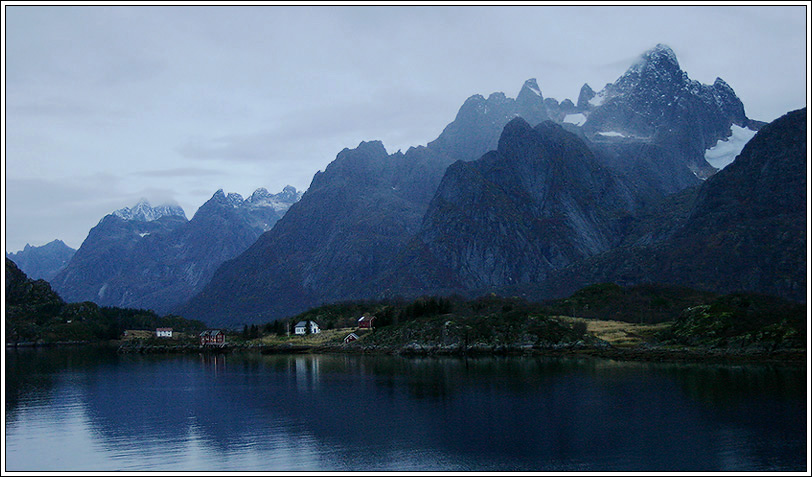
[4,347,807,471]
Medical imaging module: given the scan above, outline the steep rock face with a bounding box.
[51,187,301,313]
[389,118,637,292]
[576,83,596,110]
[540,108,807,302]
[6,240,76,281]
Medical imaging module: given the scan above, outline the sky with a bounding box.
[3,4,809,253]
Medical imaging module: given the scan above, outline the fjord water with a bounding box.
[5,347,806,471]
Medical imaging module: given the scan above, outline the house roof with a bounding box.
[199,329,223,336]
[358,316,375,322]
[295,320,319,327]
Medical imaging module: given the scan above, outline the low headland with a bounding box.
[107,284,805,366]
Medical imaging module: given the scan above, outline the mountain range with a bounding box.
[48,186,302,314]
[177,44,801,327]
[13,44,802,327]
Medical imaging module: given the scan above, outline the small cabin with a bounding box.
[344,332,359,343]
[357,315,376,330]
[156,328,173,338]
[294,320,320,335]
[200,329,226,347]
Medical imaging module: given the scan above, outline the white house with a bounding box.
[294,320,320,335]
[156,328,173,338]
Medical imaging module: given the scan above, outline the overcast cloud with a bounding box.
[3,4,808,252]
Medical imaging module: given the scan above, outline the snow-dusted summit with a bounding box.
[113,199,186,222]
[247,185,304,211]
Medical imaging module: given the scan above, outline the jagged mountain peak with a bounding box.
[519,78,542,97]
[207,189,245,207]
[621,44,682,80]
[113,198,186,222]
[499,116,535,139]
[713,77,732,90]
[248,187,272,201]
[247,185,302,203]
[356,140,388,155]
[638,43,679,68]
[516,78,547,120]
[245,185,303,211]
[226,192,244,207]
[615,43,685,91]
[577,83,596,109]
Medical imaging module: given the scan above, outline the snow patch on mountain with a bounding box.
[588,91,606,107]
[704,125,758,170]
[246,186,303,212]
[563,113,587,126]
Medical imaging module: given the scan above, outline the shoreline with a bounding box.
[7,340,805,366]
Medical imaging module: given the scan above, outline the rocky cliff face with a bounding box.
[395,118,637,292]
[539,108,807,302]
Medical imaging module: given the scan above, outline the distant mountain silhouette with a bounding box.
[6,240,76,281]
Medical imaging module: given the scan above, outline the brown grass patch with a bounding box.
[556,316,671,347]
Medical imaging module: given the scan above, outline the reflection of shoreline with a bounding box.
[114,341,808,366]
[7,339,805,366]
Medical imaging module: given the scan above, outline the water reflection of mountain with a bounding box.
[71,353,805,471]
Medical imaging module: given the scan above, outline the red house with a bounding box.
[357,315,376,330]
[200,329,226,347]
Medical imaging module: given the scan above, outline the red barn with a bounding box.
[200,329,226,347]
[357,315,376,330]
